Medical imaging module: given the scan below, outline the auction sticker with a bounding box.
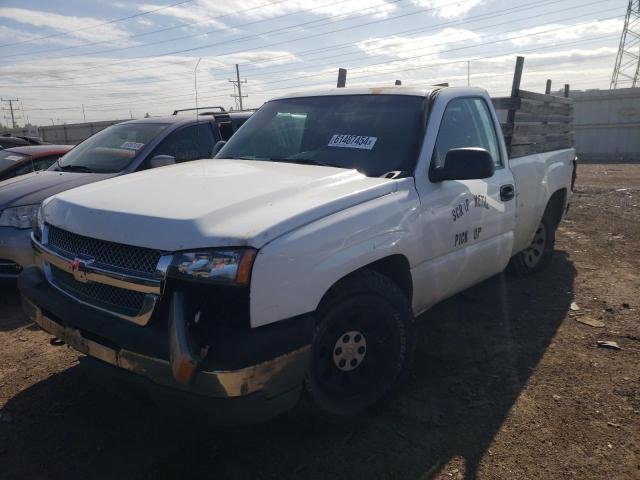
[120,141,145,150]
[328,134,377,150]
[4,155,23,161]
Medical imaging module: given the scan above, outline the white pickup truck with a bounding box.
[20,86,575,424]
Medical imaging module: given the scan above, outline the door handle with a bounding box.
[500,184,515,201]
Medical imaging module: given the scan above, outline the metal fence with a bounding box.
[37,120,128,145]
[572,87,640,163]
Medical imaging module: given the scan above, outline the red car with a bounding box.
[0,145,73,182]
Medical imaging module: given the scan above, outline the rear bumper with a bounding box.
[0,227,33,278]
[19,266,312,424]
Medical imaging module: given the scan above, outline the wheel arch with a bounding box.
[544,188,567,230]
[319,254,413,308]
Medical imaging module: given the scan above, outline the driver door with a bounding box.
[413,95,515,311]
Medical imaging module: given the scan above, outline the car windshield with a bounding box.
[217,94,427,177]
[55,123,169,173]
[0,150,29,170]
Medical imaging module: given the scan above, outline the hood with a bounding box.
[0,170,118,209]
[43,159,398,251]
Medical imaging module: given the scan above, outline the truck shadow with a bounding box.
[0,252,575,480]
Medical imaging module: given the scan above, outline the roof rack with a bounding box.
[172,106,227,115]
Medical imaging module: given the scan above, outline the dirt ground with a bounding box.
[0,163,638,480]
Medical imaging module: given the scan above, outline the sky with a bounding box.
[0,0,629,126]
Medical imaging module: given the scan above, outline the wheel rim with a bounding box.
[523,222,546,268]
[312,302,399,398]
[332,330,367,372]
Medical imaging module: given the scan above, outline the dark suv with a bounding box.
[0,109,252,278]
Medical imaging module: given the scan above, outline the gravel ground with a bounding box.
[0,163,638,479]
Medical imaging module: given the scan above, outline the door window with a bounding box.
[432,97,501,169]
[33,155,60,171]
[151,123,215,164]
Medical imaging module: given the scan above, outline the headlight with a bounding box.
[0,204,40,229]
[168,249,257,286]
[34,205,45,240]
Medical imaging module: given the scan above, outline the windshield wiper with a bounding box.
[59,164,94,173]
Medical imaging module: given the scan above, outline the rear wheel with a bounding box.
[508,215,555,276]
[306,269,415,416]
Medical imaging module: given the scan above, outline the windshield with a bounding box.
[217,94,427,177]
[0,151,28,170]
[55,123,169,173]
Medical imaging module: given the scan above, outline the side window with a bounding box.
[470,99,501,166]
[432,97,501,168]
[151,124,215,163]
[218,122,234,141]
[33,155,60,171]
[14,163,34,176]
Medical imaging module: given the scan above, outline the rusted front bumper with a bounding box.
[20,268,311,424]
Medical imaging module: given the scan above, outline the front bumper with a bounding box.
[0,227,33,278]
[19,266,312,424]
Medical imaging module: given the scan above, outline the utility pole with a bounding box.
[229,64,247,110]
[1,98,20,128]
[611,0,640,88]
[467,61,470,86]
[82,104,86,122]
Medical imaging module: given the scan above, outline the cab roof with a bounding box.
[271,85,439,101]
[121,111,253,126]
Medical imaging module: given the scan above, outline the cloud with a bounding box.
[0,25,82,46]
[139,0,398,30]
[410,0,484,19]
[508,19,623,47]
[357,28,480,58]
[0,7,132,45]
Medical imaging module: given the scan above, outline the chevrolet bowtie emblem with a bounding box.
[70,257,93,283]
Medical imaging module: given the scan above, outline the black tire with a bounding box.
[305,269,415,416]
[508,214,555,276]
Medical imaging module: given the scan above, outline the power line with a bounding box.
[255,14,621,88]
[5,0,599,89]
[3,0,545,91]
[251,0,611,80]
[0,0,197,48]
[0,0,401,60]
[0,0,313,58]
[1,98,20,128]
[3,0,487,81]
[23,32,617,114]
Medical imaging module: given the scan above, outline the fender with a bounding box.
[249,179,422,327]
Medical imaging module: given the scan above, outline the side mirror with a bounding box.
[212,140,226,157]
[431,148,495,182]
[149,154,176,169]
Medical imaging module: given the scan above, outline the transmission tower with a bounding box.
[610,0,640,89]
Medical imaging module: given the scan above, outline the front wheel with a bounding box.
[305,269,415,416]
[508,215,555,276]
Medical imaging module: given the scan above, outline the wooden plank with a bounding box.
[519,99,572,116]
[505,56,525,157]
[504,123,572,135]
[512,133,573,145]
[491,97,521,110]
[515,113,572,123]
[518,89,572,105]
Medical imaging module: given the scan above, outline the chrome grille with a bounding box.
[47,225,163,276]
[50,265,146,317]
